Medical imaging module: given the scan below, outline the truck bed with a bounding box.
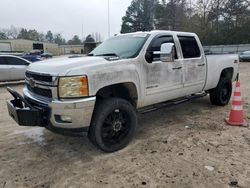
[204,54,239,91]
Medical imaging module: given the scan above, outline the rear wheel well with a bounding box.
[208,67,234,93]
[220,68,233,80]
[96,83,138,107]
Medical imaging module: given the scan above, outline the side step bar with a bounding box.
[138,92,207,114]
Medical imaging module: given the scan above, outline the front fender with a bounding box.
[88,63,141,103]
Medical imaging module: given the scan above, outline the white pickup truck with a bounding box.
[7,31,239,152]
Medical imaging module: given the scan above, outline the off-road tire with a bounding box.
[88,98,137,152]
[209,77,232,106]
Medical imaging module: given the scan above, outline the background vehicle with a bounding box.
[41,52,53,58]
[239,51,250,62]
[21,54,42,62]
[7,31,239,152]
[0,55,30,81]
[204,49,212,55]
[29,50,42,56]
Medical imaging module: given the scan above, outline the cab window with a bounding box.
[178,36,201,59]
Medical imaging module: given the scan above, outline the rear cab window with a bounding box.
[178,36,201,59]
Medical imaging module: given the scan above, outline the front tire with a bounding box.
[88,98,137,152]
[209,77,232,106]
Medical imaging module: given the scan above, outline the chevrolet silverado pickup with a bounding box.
[7,31,239,152]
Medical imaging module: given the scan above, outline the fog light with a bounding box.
[55,115,72,123]
[60,115,72,123]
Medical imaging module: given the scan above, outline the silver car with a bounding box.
[0,55,30,81]
[239,51,250,62]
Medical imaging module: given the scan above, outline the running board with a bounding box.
[138,92,207,114]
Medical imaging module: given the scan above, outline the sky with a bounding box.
[0,0,132,40]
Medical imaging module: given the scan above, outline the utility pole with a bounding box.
[108,0,110,37]
[81,24,84,42]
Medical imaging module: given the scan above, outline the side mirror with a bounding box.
[160,43,175,62]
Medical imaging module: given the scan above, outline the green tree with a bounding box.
[17,28,40,41]
[151,0,250,44]
[67,35,82,45]
[220,0,250,44]
[84,34,95,43]
[0,32,8,39]
[191,0,214,43]
[209,0,227,34]
[121,0,159,33]
[4,25,20,39]
[45,30,54,42]
[17,28,29,39]
[54,33,66,45]
[155,0,188,30]
[38,33,46,42]
[28,29,40,41]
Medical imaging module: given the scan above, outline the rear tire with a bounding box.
[88,98,137,152]
[209,77,232,106]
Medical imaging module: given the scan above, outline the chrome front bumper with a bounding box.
[23,88,96,129]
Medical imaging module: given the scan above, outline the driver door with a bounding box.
[143,35,184,106]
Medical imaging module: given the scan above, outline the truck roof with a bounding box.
[118,30,197,37]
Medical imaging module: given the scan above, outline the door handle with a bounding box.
[172,67,182,70]
[198,64,205,67]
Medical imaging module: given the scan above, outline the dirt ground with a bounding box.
[0,63,250,188]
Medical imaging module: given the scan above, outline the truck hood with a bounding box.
[27,56,109,76]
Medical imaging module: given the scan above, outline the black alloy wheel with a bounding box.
[88,98,137,152]
[210,77,232,106]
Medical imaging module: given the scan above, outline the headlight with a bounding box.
[59,76,88,98]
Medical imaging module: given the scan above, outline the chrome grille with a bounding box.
[25,71,57,99]
[26,71,53,83]
[26,84,52,98]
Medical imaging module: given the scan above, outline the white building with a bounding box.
[0,39,59,55]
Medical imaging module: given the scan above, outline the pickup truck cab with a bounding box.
[7,30,239,152]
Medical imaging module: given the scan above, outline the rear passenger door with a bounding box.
[5,57,29,81]
[0,57,11,81]
[178,36,206,93]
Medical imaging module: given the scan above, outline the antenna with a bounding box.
[82,24,84,42]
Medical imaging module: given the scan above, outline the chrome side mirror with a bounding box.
[160,43,175,62]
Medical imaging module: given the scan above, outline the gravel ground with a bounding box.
[0,63,250,188]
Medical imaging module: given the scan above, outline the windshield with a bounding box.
[90,34,149,59]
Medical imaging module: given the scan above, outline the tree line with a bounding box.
[0,26,101,45]
[121,0,250,45]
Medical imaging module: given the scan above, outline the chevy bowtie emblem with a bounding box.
[29,78,35,88]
